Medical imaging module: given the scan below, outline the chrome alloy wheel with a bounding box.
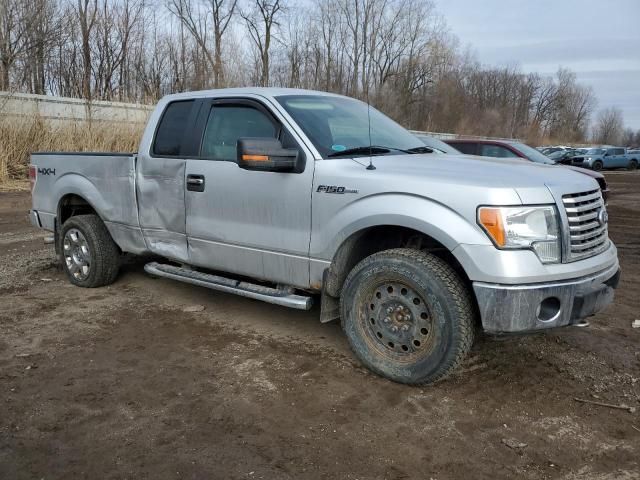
[63,228,91,281]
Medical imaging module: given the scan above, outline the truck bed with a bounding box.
[30,152,138,236]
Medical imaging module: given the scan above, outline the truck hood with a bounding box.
[368,153,599,199]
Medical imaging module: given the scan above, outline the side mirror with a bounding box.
[237,137,299,172]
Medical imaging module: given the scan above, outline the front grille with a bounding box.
[562,189,609,261]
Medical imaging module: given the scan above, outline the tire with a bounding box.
[340,248,475,385]
[60,214,121,288]
[628,160,638,171]
[592,160,603,171]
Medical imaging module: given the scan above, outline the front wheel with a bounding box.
[340,248,475,385]
[60,214,121,287]
[592,160,603,171]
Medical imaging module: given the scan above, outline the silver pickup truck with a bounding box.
[29,87,620,384]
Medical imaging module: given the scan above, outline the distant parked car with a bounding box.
[541,147,564,155]
[571,147,638,171]
[547,149,581,164]
[445,139,609,199]
[413,133,462,154]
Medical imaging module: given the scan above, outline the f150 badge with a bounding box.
[37,167,56,176]
[317,185,358,194]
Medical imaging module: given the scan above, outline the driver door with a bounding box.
[184,97,315,288]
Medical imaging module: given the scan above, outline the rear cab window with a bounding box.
[152,100,195,156]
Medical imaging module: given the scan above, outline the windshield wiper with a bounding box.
[406,146,434,154]
[328,145,432,158]
[328,146,391,158]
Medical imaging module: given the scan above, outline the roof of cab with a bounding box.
[161,87,348,102]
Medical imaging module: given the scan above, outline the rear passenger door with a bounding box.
[136,99,202,262]
[184,97,315,288]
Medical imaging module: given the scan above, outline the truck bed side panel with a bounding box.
[30,153,149,254]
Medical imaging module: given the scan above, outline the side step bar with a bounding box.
[144,262,313,310]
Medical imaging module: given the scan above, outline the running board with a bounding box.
[144,262,313,310]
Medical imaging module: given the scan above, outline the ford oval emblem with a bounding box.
[597,208,609,226]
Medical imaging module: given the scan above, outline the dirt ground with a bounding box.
[1,174,639,480]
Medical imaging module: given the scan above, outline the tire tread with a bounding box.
[61,214,120,288]
[340,248,475,384]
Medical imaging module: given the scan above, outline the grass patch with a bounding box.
[0,116,143,183]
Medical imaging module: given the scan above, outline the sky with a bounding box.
[434,0,640,130]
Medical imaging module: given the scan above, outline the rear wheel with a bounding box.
[592,160,603,171]
[340,248,474,385]
[61,214,120,287]
[628,159,638,171]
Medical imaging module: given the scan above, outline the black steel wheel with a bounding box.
[341,248,475,384]
[364,282,435,358]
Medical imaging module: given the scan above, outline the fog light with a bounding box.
[537,297,561,322]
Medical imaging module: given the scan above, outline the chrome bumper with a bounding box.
[474,262,620,334]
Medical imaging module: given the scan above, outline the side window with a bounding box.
[615,148,625,155]
[201,105,277,161]
[606,148,615,156]
[480,144,520,158]
[450,142,477,155]
[153,100,194,156]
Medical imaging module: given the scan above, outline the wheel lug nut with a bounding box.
[391,325,399,333]
[384,317,390,323]
[386,307,393,314]
[404,315,411,321]
[396,306,402,312]
[401,325,409,332]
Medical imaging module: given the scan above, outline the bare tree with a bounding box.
[76,0,98,100]
[593,107,624,145]
[168,0,237,87]
[241,0,283,87]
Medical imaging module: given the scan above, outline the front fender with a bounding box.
[310,193,492,261]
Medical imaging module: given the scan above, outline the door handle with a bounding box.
[186,174,205,192]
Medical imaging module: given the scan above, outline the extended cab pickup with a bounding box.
[30,88,620,384]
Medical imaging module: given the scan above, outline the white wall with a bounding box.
[0,92,152,124]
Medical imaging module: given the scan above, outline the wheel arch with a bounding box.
[324,224,473,297]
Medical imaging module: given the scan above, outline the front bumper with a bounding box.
[474,262,620,334]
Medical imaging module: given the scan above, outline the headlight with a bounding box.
[478,206,560,263]
[586,157,592,161]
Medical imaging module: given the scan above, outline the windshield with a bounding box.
[509,142,556,164]
[414,134,461,154]
[585,148,605,155]
[276,95,425,158]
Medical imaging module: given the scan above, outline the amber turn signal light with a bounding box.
[242,154,269,162]
[478,207,506,247]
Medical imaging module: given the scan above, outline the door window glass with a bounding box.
[201,105,276,161]
[449,142,477,155]
[153,100,194,156]
[480,144,520,158]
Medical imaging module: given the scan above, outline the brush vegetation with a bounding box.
[0,116,143,183]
